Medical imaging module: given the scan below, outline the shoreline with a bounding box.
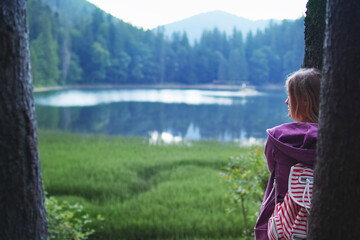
[33,83,284,92]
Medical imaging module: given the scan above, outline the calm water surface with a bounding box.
[34,88,291,141]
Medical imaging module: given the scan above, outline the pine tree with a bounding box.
[0,0,47,238]
[308,0,360,238]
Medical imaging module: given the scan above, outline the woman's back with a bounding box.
[254,68,321,240]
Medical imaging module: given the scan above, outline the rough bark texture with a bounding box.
[308,0,360,239]
[0,0,47,239]
[302,0,327,70]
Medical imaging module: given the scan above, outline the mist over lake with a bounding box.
[35,88,290,141]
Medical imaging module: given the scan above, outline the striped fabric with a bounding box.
[267,164,314,240]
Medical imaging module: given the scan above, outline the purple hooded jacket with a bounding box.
[254,122,318,240]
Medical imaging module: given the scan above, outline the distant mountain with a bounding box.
[156,10,280,43]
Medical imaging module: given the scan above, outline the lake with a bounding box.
[34,88,291,142]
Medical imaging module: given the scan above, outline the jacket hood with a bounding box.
[266,122,318,166]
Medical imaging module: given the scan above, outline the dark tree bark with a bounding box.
[0,0,47,239]
[308,0,360,239]
[302,0,327,70]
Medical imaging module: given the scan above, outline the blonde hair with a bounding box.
[286,68,321,123]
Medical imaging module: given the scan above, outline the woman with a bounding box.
[254,68,321,240]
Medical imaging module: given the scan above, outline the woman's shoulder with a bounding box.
[267,122,318,137]
[266,122,318,148]
[265,122,318,164]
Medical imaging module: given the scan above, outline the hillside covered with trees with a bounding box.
[28,0,305,87]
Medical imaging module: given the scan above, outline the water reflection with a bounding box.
[149,131,188,145]
[35,89,290,141]
[35,89,259,106]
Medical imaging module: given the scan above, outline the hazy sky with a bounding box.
[86,0,308,29]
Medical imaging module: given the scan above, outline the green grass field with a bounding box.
[38,131,262,239]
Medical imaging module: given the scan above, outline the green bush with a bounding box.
[219,148,269,238]
[45,194,104,240]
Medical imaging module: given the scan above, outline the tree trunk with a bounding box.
[302,0,327,70]
[0,0,47,239]
[308,0,360,239]
[61,33,71,82]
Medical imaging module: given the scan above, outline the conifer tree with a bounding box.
[0,0,47,238]
[308,0,360,238]
[302,0,327,69]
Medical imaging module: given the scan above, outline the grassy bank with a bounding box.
[38,131,262,239]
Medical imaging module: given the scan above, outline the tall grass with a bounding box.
[38,131,261,239]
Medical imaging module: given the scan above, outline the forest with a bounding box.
[2,0,360,239]
[28,0,305,87]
